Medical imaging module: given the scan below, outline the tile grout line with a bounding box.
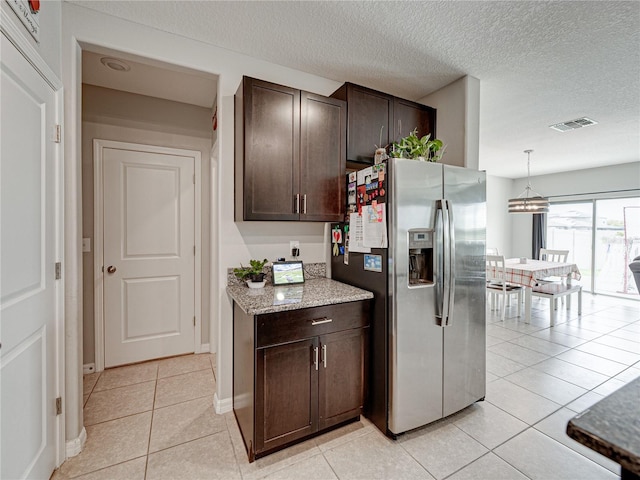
[157,365,213,381]
[144,365,159,480]
[531,425,622,475]
[395,440,439,480]
[223,413,246,480]
[71,309,637,480]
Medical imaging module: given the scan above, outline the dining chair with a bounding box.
[540,249,569,263]
[486,255,522,320]
[532,282,582,325]
[538,248,571,303]
[485,248,499,307]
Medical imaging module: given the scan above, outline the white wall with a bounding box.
[511,162,640,259]
[62,3,342,417]
[420,76,481,170]
[486,174,513,256]
[81,84,213,364]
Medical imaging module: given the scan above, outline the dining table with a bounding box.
[487,258,582,323]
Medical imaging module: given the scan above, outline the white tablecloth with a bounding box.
[487,258,581,288]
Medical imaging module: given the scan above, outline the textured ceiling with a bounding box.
[71,0,640,179]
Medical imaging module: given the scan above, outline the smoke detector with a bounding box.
[100,57,131,72]
[549,117,598,132]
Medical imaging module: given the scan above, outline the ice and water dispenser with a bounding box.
[408,228,434,286]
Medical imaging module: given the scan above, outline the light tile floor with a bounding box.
[53,294,640,480]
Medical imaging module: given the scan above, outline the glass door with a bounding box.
[546,197,640,298]
[594,198,640,297]
[546,202,593,292]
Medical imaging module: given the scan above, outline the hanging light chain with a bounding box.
[508,149,549,213]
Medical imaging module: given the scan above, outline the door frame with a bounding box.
[93,139,202,372]
[1,10,65,469]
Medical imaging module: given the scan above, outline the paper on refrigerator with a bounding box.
[362,203,388,248]
[348,212,371,253]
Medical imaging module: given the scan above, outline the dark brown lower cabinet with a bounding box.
[256,338,318,453]
[233,300,370,461]
[318,329,368,430]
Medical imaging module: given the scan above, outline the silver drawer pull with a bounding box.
[311,318,333,325]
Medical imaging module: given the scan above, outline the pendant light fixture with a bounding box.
[508,149,549,214]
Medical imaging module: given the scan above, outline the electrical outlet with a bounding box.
[290,240,300,257]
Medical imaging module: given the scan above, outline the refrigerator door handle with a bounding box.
[435,201,444,324]
[442,199,452,326]
[444,199,456,326]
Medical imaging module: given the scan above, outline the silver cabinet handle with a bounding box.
[313,346,319,370]
[311,317,332,325]
[303,194,307,214]
[322,344,327,368]
[295,194,300,214]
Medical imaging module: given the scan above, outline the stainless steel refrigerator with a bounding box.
[331,158,486,436]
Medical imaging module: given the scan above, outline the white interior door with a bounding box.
[100,141,196,367]
[1,33,59,479]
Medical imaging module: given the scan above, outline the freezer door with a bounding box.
[388,159,444,434]
[442,165,486,417]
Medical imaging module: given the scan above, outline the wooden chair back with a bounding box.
[486,255,522,320]
[486,255,506,283]
[540,249,569,263]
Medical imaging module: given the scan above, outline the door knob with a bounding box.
[106,265,117,274]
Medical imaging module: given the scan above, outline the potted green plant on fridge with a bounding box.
[234,258,268,288]
[390,128,445,162]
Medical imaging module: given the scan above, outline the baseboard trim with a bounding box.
[198,343,210,353]
[83,363,96,375]
[214,393,232,415]
[66,427,87,458]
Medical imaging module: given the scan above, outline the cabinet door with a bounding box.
[343,84,393,165]
[392,97,437,144]
[255,338,318,454]
[300,92,346,221]
[318,328,368,430]
[241,77,300,220]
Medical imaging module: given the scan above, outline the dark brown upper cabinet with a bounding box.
[393,97,436,145]
[331,82,436,167]
[331,83,393,167]
[235,77,346,222]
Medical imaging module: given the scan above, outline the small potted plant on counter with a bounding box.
[390,128,445,162]
[234,258,268,288]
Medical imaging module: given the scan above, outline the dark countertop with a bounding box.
[566,377,640,476]
[227,277,373,315]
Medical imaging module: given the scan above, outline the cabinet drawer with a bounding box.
[257,301,370,348]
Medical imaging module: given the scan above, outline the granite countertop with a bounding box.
[227,277,373,315]
[566,376,640,476]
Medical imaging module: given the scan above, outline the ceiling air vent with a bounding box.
[549,117,598,132]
